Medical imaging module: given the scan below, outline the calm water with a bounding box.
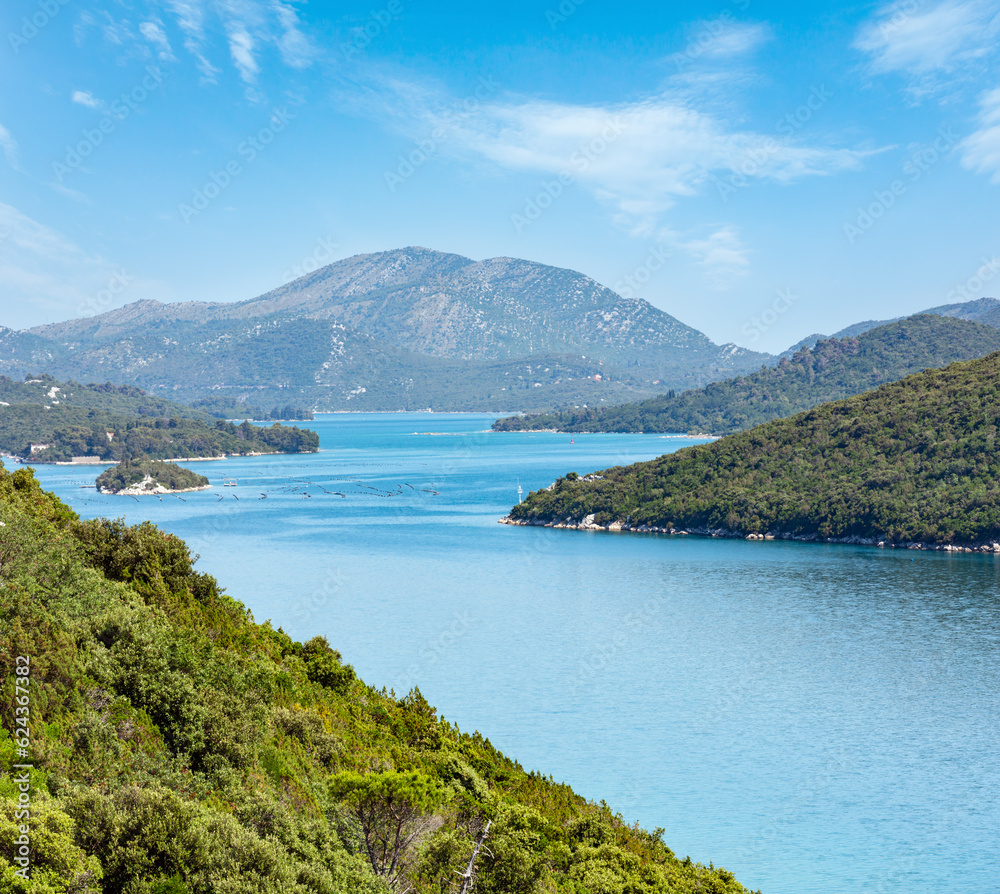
[28,413,1000,894]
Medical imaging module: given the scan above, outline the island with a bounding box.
[504,350,1000,553]
[96,457,211,495]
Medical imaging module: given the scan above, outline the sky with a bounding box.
[2,0,1000,353]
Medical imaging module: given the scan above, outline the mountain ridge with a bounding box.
[5,247,770,412]
[492,314,1000,434]
[778,296,1000,350]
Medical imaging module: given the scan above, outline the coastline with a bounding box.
[43,449,315,466]
[499,515,1000,555]
[490,428,719,438]
[99,482,213,496]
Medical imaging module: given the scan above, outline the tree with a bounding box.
[300,636,356,694]
[329,770,446,891]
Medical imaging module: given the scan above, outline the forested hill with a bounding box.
[0,374,319,462]
[0,375,214,420]
[0,464,756,894]
[492,315,1000,435]
[506,350,1000,547]
[0,374,312,423]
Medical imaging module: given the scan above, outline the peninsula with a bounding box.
[504,350,1000,552]
[0,374,319,462]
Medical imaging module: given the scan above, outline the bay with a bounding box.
[28,412,1000,894]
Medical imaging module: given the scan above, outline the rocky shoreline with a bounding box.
[98,475,212,496]
[499,515,1000,555]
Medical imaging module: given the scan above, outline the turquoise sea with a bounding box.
[28,413,1000,894]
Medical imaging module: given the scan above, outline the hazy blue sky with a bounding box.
[2,0,1000,351]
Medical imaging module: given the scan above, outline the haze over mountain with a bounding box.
[0,248,768,412]
[782,297,1000,352]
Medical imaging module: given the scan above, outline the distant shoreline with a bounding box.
[489,428,718,438]
[319,410,511,415]
[42,449,313,466]
[499,516,1000,556]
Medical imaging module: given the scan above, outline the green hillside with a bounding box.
[0,375,213,421]
[0,374,310,426]
[507,350,1000,547]
[0,464,755,894]
[493,315,1000,435]
[0,375,318,462]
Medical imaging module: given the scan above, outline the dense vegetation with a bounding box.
[188,398,314,421]
[0,376,319,462]
[96,459,210,494]
[0,463,756,894]
[509,350,1000,545]
[0,376,211,420]
[493,316,1000,435]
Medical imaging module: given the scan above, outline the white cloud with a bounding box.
[667,226,752,288]
[0,124,19,169]
[167,0,206,44]
[226,27,259,82]
[73,0,315,92]
[272,0,316,69]
[157,0,315,87]
[855,0,1000,95]
[140,19,177,61]
[98,11,134,47]
[274,0,317,68]
[357,75,872,235]
[671,16,772,68]
[344,73,874,287]
[166,0,219,82]
[960,87,1000,181]
[699,21,772,59]
[71,90,102,109]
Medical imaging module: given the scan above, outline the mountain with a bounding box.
[779,296,1000,349]
[504,349,1000,548]
[492,315,1000,434]
[0,463,756,894]
[0,248,769,412]
[917,296,1000,329]
[777,333,825,358]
